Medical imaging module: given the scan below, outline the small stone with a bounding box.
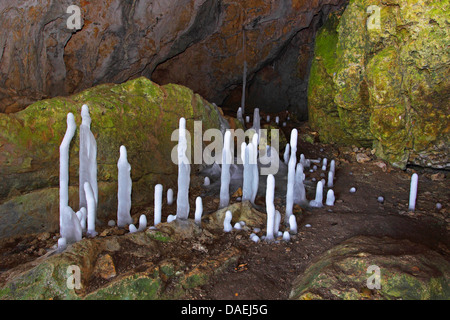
[430,173,445,181]
[93,254,116,280]
[356,153,371,163]
[37,232,51,241]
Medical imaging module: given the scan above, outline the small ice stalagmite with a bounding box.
[76,207,87,232]
[309,181,324,208]
[275,116,279,125]
[294,163,307,205]
[289,214,297,235]
[330,160,336,174]
[237,107,245,126]
[195,196,203,225]
[84,181,97,237]
[266,115,270,122]
[138,214,147,231]
[117,145,133,228]
[219,130,232,208]
[60,205,83,244]
[321,158,327,171]
[408,173,419,211]
[326,189,335,206]
[282,231,290,242]
[223,210,233,232]
[58,237,67,251]
[274,210,281,236]
[154,184,163,226]
[79,104,98,211]
[176,117,191,219]
[59,113,76,235]
[245,115,250,123]
[283,143,290,165]
[265,174,276,242]
[203,176,210,186]
[253,108,260,142]
[129,224,138,233]
[167,188,174,205]
[327,170,334,188]
[285,156,296,220]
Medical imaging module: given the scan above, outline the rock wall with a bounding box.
[308,0,449,169]
[0,77,225,239]
[0,0,346,116]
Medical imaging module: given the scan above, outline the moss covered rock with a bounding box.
[0,77,227,238]
[308,0,449,169]
[289,236,450,300]
[0,220,241,300]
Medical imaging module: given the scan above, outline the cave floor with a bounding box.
[0,119,448,300]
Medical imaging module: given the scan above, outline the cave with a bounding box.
[0,0,448,302]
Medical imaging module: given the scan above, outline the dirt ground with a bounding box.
[0,116,448,299]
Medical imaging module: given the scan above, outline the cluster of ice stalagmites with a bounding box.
[59,106,99,250]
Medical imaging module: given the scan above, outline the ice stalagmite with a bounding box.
[167,188,173,205]
[237,107,245,126]
[322,158,327,171]
[79,104,98,211]
[265,174,276,242]
[283,143,290,165]
[138,214,147,231]
[59,113,76,233]
[117,145,133,228]
[309,181,324,208]
[253,108,260,143]
[61,206,82,244]
[176,117,191,219]
[408,173,419,211]
[326,189,335,206]
[154,184,163,226]
[251,133,259,204]
[84,181,97,237]
[195,196,203,225]
[289,214,297,234]
[76,207,87,233]
[242,142,253,202]
[219,130,232,208]
[294,163,307,205]
[327,170,334,188]
[223,210,233,232]
[330,160,336,174]
[285,156,296,220]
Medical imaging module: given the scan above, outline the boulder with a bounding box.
[289,236,450,300]
[308,0,449,169]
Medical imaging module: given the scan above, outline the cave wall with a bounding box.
[308,0,449,169]
[0,0,346,116]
